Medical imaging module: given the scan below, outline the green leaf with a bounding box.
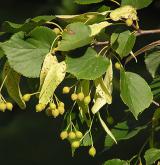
[2,15,55,33]
[121,0,153,9]
[103,159,129,165]
[2,27,56,78]
[57,22,92,51]
[144,148,160,165]
[105,121,147,147]
[2,62,26,109]
[92,61,113,114]
[120,71,153,119]
[66,47,110,80]
[75,0,103,5]
[145,47,160,78]
[111,30,136,58]
[39,61,66,106]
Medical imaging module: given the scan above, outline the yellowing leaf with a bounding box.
[39,53,58,90]
[110,5,138,21]
[3,62,26,109]
[89,21,112,36]
[39,61,66,106]
[92,61,113,114]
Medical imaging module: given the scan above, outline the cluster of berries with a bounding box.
[62,86,91,105]
[45,102,65,118]
[60,130,96,157]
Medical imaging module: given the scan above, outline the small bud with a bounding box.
[115,62,122,70]
[49,103,56,109]
[58,106,65,115]
[75,131,83,139]
[107,116,114,125]
[68,131,76,140]
[126,18,133,27]
[52,109,59,118]
[71,141,80,148]
[0,102,6,112]
[89,146,96,157]
[36,103,45,112]
[60,131,68,140]
[59,102,64,107]
[62,86,70,94]
[22,94,31,102]
[53,28,61,35]
[71,93,78,101]
[84,95,91,105]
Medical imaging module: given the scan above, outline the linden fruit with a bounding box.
[49,103,56,109]
[84,95,91,105]
[60,131,68,140]
[53,28,61,35]
[52,109,59,118]
[126,18,133,26]
[89,146,96,157]
[58,106,65,115]
[6,102,13,111]
[0,102,6,112]
[62,86,70,94]
[22,94,31,102]
[77,92,85,101]
[115,62,121,70]
[36,103,45,112]
[59,102,64,107]
[71,93,78,101]
[68,131,76,140]
[75,131,83,139]
[71,141,80,148]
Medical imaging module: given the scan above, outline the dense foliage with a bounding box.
[0,0,160,164]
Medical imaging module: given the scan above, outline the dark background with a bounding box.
[0,0,160,165]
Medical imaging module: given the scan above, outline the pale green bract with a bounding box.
[39,53,58,90]
[39,61,66,106]
[89,21,112,36]
[92,60,113,114]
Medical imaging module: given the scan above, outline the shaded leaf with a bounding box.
[111,30,136,58]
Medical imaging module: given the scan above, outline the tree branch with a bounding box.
[136,29,160,36]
